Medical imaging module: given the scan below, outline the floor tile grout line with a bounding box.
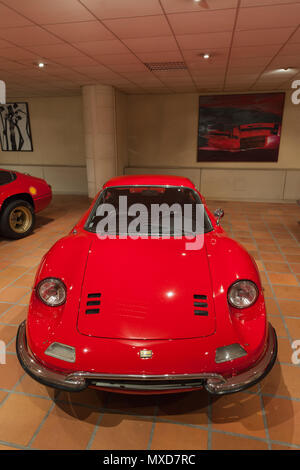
[207,394,213,451]
[0,371,26,411]
[146,404,158,451]
[262,219,300,287]
[0,439,28,450]
[27,399,57,449]
[85,410,106,450]
[243,215,287,451]
[262,219,299,344]
[257,383,272,450]
[0,388,54,401]
[276,215,300,249]
[245,215,294,344]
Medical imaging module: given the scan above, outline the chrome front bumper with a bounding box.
[16,321,277,395]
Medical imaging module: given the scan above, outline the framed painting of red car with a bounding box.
[197,92,285,162]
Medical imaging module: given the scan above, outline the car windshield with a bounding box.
[85,186,213,236]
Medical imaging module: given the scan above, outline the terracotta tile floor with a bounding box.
[0,196,299,450]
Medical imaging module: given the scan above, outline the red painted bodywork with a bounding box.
[0,169,52,213]
[199,122,281,151]
[26,175,268,394]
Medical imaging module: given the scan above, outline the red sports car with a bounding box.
[0,169,52,239]
[199,122,281,152]
[16,175,277,395]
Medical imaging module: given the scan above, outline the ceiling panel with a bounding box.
[0,26,63,47]
[134,51,183,62]
[167,9,236,34]
[241,0,300,6]
[161,0,238,14]
[103,15,172,39]
[52,55,101,67]
[74,39,130,55]
[0,3,32,27]
[237,3,300,30]
[91,53,142,65]
[1,0,94,24]
[0,0,296,95]
[44,21,115,43]
[278,42,300,55]
[122,36,179,53]
[0,46,37,60]
[233,27,294,47]
[289,27,300,43]
[269,55,300,67]
[0,39,13,48]
[79,0,163,19]
[26,43,84,59]
[229,55,275,66]
[177,32,232,50]
[230,45,281,58]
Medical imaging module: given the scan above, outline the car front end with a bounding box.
[16,178,278,395]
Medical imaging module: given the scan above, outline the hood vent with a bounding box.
[194,294,208,316]
[144,61,187,71]
[86,293,101,314]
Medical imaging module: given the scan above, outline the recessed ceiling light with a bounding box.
[194,0,202,3]
[203,53,210,59]
[37,62,45,68]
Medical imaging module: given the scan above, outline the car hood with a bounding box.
[77,237,216,340]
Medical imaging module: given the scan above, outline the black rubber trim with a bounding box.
[194,294,207,299]
[206,326,278,395]
[88,293,101,298]
[15,324,86,393]
[194,302,208,307]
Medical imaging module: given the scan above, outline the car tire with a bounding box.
[0,199,35,239]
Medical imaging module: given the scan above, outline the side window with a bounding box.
[0,171,15,186]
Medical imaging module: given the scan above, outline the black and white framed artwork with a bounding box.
[0,102,33,152]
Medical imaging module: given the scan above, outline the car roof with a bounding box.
[103,174,196,189]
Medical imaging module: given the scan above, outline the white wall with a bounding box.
[124,89,300,201]
[0,95,87,194]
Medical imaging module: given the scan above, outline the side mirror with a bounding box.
[214,208,224,225]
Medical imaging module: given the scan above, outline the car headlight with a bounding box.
[37,278,66,307]
[228,280,258,309]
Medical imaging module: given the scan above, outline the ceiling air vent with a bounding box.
[144,61,187,71]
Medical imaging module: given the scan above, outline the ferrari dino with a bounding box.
[16,175,277,395]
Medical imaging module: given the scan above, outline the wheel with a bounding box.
[0,199,35,239]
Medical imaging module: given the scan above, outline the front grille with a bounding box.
[193,294,208,316]
[85,293,101,314]
[90,378,204,391]
[240,136,266,149]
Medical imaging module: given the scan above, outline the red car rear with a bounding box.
[0,169,52,239]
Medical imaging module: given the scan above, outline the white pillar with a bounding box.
[82,84,117,198]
